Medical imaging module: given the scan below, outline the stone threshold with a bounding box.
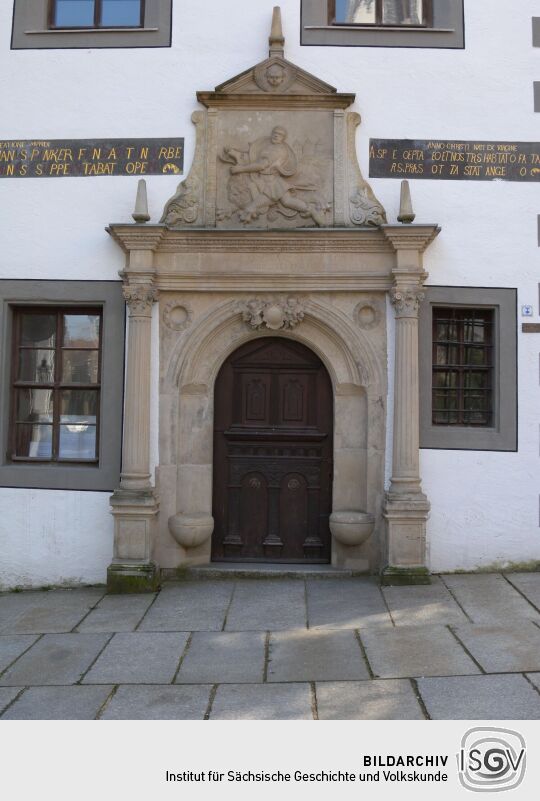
[163,564,367,581]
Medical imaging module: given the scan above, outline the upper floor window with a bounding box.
[301,0,464,49]
[12,0,171,49]
[50,0,143,29]
[332,0,431,27]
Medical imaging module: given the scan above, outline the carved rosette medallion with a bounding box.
[354,303,380,330]
[239,297,305,331]
[163,301,193,331]
[390,287,425,318]
[123,285,159,317]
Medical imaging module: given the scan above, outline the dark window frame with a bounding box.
[301,0,464,49]
[0,280,125,491]
[11,0,172,50]
[329,0,433,28]
[419,287,517,452]
[9,306,103,464]
[431,307,494,428]
[48,0,145,30]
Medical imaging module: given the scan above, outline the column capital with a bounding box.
[390,286,425,319]
[123,283,159,317]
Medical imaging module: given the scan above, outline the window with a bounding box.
[419,287,517,451]
[301,0,464,48]
[432,308,493,427]
[11,0,171,49]
[49,0,143,29]
[0,281,125,490]
[332,0,431,27]
[10,308,102,463]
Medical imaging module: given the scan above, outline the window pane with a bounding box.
[101,0,141,26]
[335,0,376,24]
[20,314,56,347]
[54,0,95,27]
[62,351,99,384]
[60,389,98,425]
[63,314,100,348]
[18,350,55,383]
[59,425,97,459]
[382,0,423,25]
[16,389,54,423]
[15,424,53,458]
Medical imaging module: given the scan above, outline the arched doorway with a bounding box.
[212,337,333,563]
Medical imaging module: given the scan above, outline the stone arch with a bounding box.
[166,299,386,569]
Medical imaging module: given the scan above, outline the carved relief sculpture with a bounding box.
[239,297,305,330]
[218,126,330,226]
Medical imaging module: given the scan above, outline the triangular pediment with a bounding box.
[214,56,337,97]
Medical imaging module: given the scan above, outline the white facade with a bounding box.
[0,0,539,588]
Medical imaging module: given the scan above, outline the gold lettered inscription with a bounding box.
[369,139,540,182]
[0,138,184,178]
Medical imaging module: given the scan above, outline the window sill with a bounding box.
[25,28,158,34]
[306,25,455,33]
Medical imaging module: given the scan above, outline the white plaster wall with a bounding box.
[0,489,113,589]
[0,0,539,583]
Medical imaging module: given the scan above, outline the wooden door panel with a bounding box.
[212,338,332,563]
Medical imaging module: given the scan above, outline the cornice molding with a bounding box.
[381,225,440,253]
[195,92,355,110]
[107,225,167,253]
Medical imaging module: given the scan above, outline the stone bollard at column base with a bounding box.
[108,488,160,593]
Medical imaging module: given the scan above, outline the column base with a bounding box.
[109,488,159,593]
[107,561,160,593]
[380,565,431,586]
[383,491,430,584]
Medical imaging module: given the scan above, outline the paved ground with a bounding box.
[1,572,540,720]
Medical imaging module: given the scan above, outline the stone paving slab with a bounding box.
[504,573,540,612]
[225,580,306,631]
[417,674,540,720]
[0,687,22,715]
[526,673,540,693]
[306,578,392,629]
[139,582,233,632]
[0,589,105,634]
[210,683,313,720]
[0,633,109,686]
[382,577,470,626]
[442,574,540,623]
[101,685,211,720]
[76,593,156,633]
[316,679,424,720]
[176,632,265,684]
[268,630,369,682]
[361,625,480,679]
[453,624,540,673]
[1,685,113,720]
[0,635,40,673]
[83,632,189,684]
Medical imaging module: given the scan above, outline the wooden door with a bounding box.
[212,338,333,562]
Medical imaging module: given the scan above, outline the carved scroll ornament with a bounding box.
[239,297,305,331]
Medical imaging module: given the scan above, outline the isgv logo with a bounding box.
[457,728,526,793]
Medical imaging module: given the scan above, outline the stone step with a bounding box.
[175,563,366,580]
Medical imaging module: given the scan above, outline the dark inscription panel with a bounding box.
[0,138,183,178]
[370,139,540,182]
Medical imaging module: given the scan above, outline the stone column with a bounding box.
[382,226,439,585]
[108,282,160,593]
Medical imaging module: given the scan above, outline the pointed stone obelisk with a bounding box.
[397,179,415,223]
[132,178,150,223]
[269,6,285,58]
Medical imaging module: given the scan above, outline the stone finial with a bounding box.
[397,180,415,224]
[132,179,151,223]
[269,6,285,58]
